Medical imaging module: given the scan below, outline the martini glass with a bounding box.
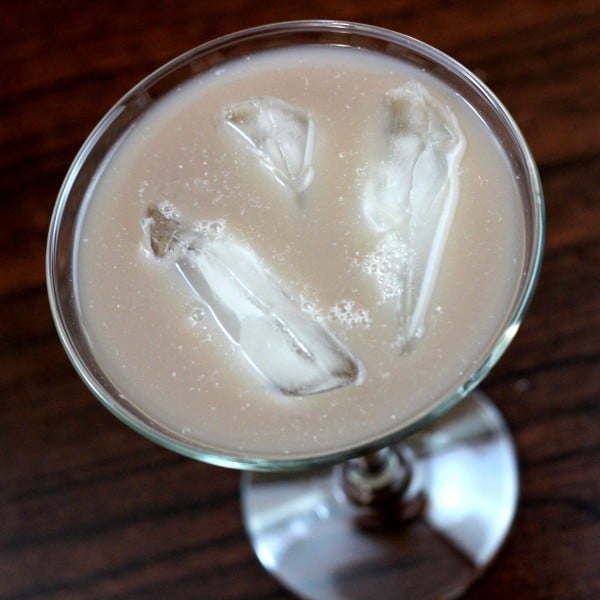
[47,21,544,600]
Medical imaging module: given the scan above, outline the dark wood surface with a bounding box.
[1,1,598,598]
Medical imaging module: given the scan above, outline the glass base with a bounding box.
[241,391,518,599]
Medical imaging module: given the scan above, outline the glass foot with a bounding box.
[241,391,518,599]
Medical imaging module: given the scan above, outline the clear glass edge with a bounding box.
[46,20,545,472]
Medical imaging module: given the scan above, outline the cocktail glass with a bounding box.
[47,21,544,599]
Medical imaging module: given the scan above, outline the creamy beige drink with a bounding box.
[76,45,524,459]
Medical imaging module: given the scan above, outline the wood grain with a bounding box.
[1,1,598,598]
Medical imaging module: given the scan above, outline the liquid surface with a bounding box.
[76,45,525,460]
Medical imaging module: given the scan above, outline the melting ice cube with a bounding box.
[362,81,466,352]
[144,205,361,396]
[223,96,315,194]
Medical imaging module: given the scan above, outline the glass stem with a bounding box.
[342,446,413,508]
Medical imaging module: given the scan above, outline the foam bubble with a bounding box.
[299,294,324,322]
[190,307,206,322]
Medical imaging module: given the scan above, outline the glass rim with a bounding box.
[47,20,545,471]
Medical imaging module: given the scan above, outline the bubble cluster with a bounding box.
[357,232,410,301]
[192,218,226,239]
[328,299,371,329]
[156,199,180,220]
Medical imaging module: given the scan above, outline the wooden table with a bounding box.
[1,1,598,598]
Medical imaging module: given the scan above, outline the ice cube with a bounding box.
[362,81,466,352]
[223,96,315,194]
[144,206,361,396]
